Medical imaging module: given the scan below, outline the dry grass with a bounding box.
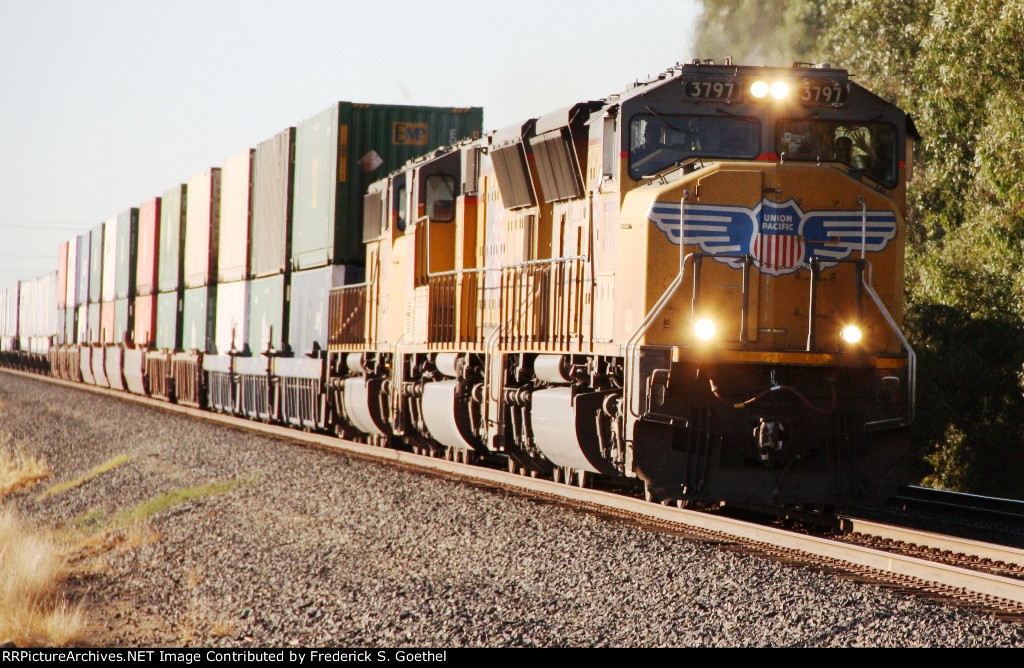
[0,438,85,647]
[0,436,51,498]
[0,424,248,647]
[209,613,237,638]
[65,523,163,574]
[0,509,87,647]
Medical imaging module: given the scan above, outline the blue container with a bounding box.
[287,264,363,357]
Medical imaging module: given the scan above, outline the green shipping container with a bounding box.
[291,102,483,271]
[88,224,104,305]
[158,184,187,294]
[115,208,139,301]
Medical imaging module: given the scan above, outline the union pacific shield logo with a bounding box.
[753,200,804,271]
[648,197,898,277]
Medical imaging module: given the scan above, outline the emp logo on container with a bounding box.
[393,122,429,145]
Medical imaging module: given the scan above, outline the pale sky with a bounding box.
[0,0,703,293]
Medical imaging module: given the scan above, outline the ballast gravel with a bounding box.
[3,371,1024,648]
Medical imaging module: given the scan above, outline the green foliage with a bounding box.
[110,478,245,529]
[694,0,1024,497]
[691,0,824,64]
[36,453,133,501]
[904,300,1024,498]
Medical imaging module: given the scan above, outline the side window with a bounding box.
[602,115,618,180]
[426,174,457,222]
[393,174,407,233]
[362,191,384,240]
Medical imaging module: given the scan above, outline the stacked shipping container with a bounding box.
[125,197,161,395]
[206,149,254,412]
[5,100,482,421]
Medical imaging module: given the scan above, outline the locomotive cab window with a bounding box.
[363,191,385,240]
[425,174,456,222]
[393,174,408,233]
[776,119,898,187]
[629,114,760,179]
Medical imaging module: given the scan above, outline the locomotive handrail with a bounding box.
[859,270,916,427]
[859,195,867,260]
[483,254,591,404]
[624,191,692,419]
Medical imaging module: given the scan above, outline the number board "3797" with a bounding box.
[684,80,740,101]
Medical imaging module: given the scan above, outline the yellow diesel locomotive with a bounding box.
[327,59,917,511]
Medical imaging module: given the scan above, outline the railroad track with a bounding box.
[7,367,1024,622]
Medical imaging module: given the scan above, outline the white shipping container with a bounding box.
[184,168,221,289]
[0,287,16,338]
[214,279,249,355]
[66,238,78,310]
[18,273,57,352]
[218,149,253,283]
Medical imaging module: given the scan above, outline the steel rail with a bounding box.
[837,516,1024,568]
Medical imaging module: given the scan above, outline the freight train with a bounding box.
[0,59,918,512]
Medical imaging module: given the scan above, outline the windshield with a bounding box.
[629,114,760,179]
[776,119,898,186]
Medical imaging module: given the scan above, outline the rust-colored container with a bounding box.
[100,301,116,344]
[57,242,68,309]
[137,198,161,296]
[134,293,156,347]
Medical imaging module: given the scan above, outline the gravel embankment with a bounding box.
[3,371,1024,648]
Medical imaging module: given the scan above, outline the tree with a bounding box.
[691,0,823,65]
[694,0,1024,497]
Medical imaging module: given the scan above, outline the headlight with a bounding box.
[750,81,769,99]
[694,317,717,341]
[750,80,790,100]
[840,324,863,344]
